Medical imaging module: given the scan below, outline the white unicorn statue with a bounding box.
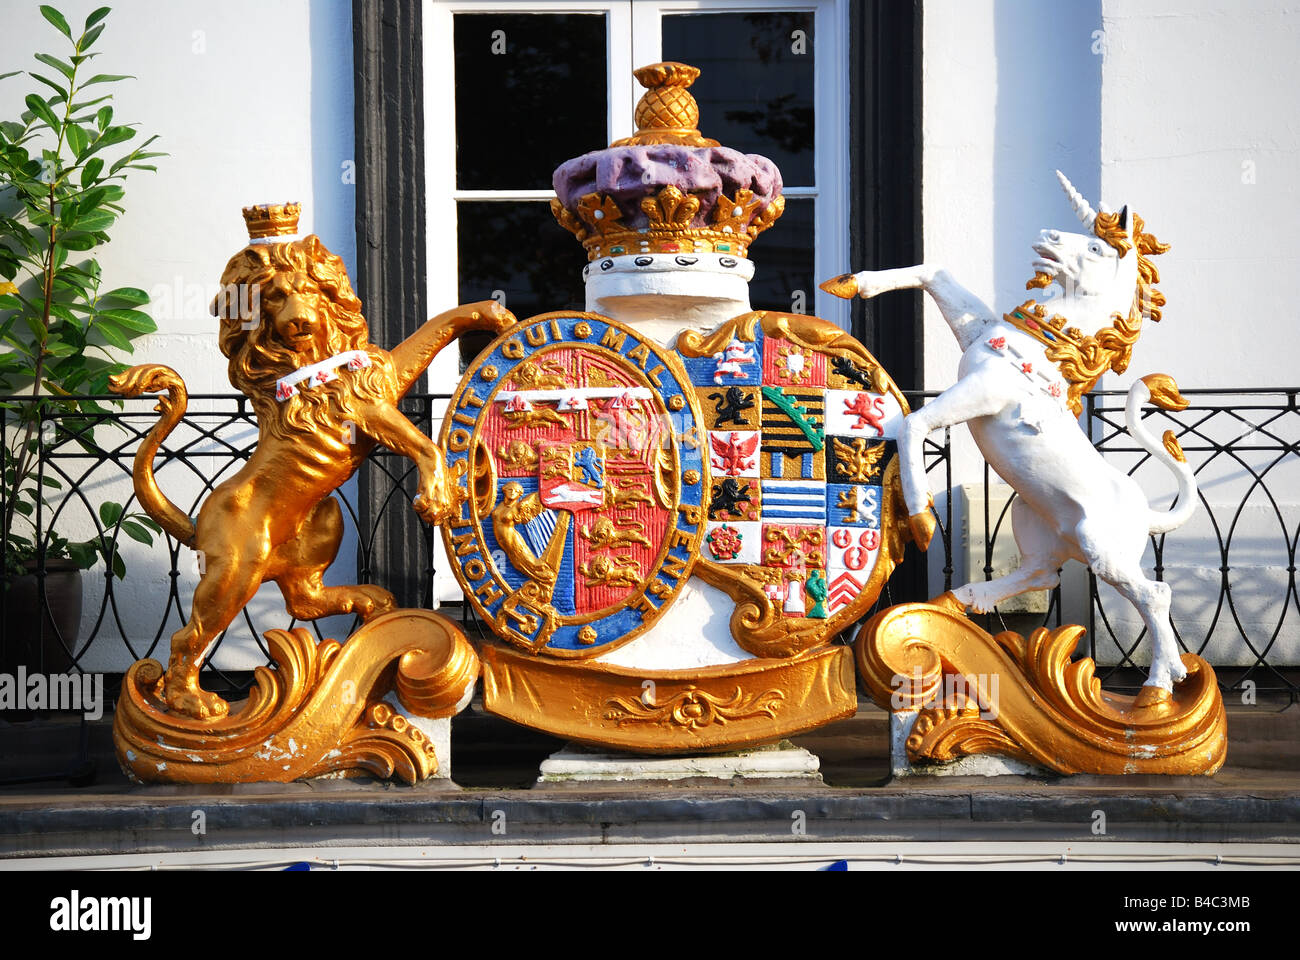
[822,172,1197,692]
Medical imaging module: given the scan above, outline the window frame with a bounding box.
[424,0,851,363]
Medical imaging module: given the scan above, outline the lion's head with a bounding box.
[210,235,395,439]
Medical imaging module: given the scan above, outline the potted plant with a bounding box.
[0,5,166,674]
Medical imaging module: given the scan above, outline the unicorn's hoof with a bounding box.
[819,273,860,299]
[908,510,936,551]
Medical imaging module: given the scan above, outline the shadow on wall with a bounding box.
[310,0,363,642]
[993,0,1102,312]
[309,0,357,275]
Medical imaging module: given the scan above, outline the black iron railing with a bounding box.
[2,388,1297,702]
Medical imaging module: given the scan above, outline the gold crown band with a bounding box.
[242,201,302,240]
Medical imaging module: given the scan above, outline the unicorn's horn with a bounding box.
[1055,170,1096,228]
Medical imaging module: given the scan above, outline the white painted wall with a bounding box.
[1099,0,1300,391]
[1096,0,1300,666]
[0,0,357,670]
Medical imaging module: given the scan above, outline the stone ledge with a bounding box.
[2,767,1299,858]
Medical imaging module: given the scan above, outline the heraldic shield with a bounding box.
[442,309,917,754]
[444,312,707,657]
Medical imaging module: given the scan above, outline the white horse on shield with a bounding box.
[822,172,1197,692]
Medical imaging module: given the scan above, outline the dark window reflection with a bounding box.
[662,12,815,186]
[456,200,588,367]
[454,13,608,190]
[746,197,814,314]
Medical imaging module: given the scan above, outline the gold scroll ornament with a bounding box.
[855,596,1226,775]
[115,610,479,783]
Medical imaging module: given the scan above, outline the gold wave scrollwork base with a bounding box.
[855,599,1227,775]
[114,609,480,784]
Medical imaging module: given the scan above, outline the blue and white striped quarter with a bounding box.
[760,479,827,523]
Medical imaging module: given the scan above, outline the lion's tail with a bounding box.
[1124,374,1198,536]
[109,364,198,548]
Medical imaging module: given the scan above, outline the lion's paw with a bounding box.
[163,681,230,721]
[485,301,517,332]
[354,585,397,620]
[412,494,441,527]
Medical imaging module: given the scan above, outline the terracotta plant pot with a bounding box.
[2,558,83,676]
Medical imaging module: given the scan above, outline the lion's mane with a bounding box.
[210,235,397,440]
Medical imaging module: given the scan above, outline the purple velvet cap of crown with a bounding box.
[553,143,782,230]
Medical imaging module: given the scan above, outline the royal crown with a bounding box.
[242,201,302,241]
[550,63,784,262]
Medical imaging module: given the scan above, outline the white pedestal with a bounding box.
[383,692,455,781]
[537,739,823,784]
[890,710,1046,778]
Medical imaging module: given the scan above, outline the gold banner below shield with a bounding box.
[481,643,857,754]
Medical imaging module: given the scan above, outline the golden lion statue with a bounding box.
[111,213,514,719]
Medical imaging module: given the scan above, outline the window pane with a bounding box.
[454,13,608,190]
[456,200,588,366]
[747,197,814,315]
[662,12,815,186]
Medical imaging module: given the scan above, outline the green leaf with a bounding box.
[24,94,61,132]
[81,73,132,87]
[40,5,73,40]
[83,124,134,157]
[79,23,105,52]
[110,547,125,579]
[91,318,131,350]
[22,314,47,343]
[47,303,77,324]
[65,121,88,158]
[43,339,78,356]
[57,233,96,251]
[120,519,153,545]
[100,286,148,305]
[33,53,74,81]
[73,209,114,232]
[135,515,163,534]
[80,156,102,185]
[0,71,21,82]
[95,105,111,130]
[97,307,154,332]
[65,540,95,568]
[98,500,123,526]
[69,93,111,112]
[85,7,111,30]
[29,73,68,100]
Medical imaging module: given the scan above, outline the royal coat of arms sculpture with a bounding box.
[444,62,920,756]
[106,59,1225,784]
